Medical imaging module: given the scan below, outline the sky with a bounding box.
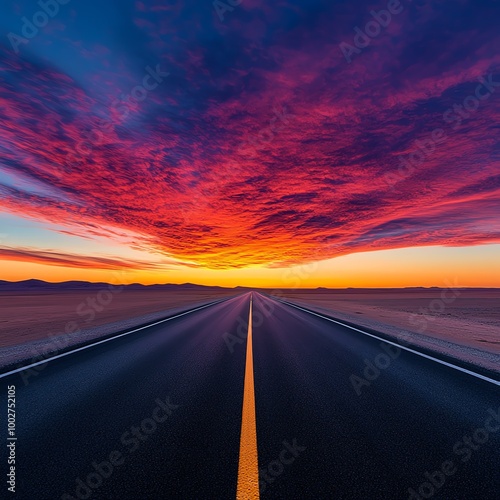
[0,0,499,287]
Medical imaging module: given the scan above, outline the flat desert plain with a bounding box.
[0,289,237,349]
[271,289,500,371]
[1,287,498,372]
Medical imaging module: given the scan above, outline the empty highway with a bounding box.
[0,292,498,499]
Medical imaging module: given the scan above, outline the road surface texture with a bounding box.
[0,292,498,499]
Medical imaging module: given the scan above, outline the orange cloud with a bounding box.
[0,0,499,273]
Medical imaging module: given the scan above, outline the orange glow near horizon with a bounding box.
[1,245,499,288]
[1,1,500,291]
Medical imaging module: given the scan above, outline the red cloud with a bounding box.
[0,1,499,270]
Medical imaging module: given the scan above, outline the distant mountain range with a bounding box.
[0,280,495,292]
[0,279,235,291]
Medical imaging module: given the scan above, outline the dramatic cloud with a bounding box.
[0,246,195,270]
[0,0,499,269]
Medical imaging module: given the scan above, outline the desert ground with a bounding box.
[270,289,500,371]
[1,286,499,372]
[0,287,240,369]
[0,289,237,348]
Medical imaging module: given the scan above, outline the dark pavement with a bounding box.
[0,291,498,499]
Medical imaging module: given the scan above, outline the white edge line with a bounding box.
[0,297,233,379]
[266,294,500,387]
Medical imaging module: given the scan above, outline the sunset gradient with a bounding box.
[0,0,499,287]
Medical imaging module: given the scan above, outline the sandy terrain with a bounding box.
[0,289,238,369]
[1,286,498,373]
[271,289,500,372]
[0,289,236,348]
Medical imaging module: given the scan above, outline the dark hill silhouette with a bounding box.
[0,279,234,291]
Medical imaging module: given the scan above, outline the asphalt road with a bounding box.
[0,291,499,499]
[0,293,250,500]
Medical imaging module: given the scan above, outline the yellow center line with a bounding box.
[236,296,260,500]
